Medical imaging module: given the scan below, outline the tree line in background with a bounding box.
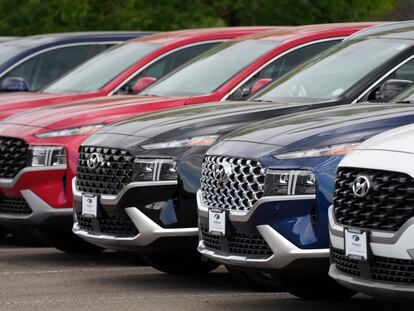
[0,0,402,35]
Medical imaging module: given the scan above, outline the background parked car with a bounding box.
[0,28,271,120]
[0,32,152,92]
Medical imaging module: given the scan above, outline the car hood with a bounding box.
[355,123,414,154]
[0,92,84,120]
[84,100,311,150]
[0,95,180,131]
[208,103,414,159]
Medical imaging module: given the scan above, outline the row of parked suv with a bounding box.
[0,22,413,304]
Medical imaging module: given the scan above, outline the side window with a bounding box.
[116,42,220,94]
[393,59,414,81]
[365,58,414,102]
[227,40,340,101]
[0,44,107,91]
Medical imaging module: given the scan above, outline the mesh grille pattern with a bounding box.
[0,196,32,215]
[331,248,360,276]
[332,248,414,284]
[76,146,134,196]
[0,137,29,179]
[200,155,265,212]
[333,167,414,232]
[371,256,414,284]
[77,211,138,237]
[200,226,272,258]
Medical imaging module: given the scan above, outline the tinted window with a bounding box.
[142,40,279,97]
[254,38,412,103]
[44,42,160,93]
[1,45,108,91]
[227,40,340,101]
[116,42,220,94]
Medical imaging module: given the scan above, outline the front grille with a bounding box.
[331,247,360,276]
[200,155,265,212]
[332,248,414,284]
[76,146,134,196]
[77,210,138,236]
[333,167,414,232]
[0,196,32,215]
[0,137,29,179]
[200,226,272,258]
[371,255,414,284]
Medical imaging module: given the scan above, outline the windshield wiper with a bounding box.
[395,100,414,104]
[251,99,274,103]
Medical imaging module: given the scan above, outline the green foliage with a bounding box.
[0,0,396,35]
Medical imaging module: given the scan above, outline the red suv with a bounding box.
[0,23,377,251]
[0,27,271,120]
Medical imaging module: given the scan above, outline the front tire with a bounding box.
[41,230,103,254]
[276,275,357,300]
[140,253,219,275]
[226,266,281,292]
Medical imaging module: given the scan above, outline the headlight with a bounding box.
[133,158,177,181]
[35,124,104,138]
[141,135,219,150]
[273,142,360,160]
[264,170,315,196]
[30,146,66,167]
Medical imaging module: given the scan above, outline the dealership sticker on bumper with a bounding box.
[344,228,368,261]
[82,195,98,217]
[209,209,226,235]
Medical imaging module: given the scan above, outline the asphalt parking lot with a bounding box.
[0,236,393,311]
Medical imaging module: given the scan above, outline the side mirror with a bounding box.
[250,78,272,95]
[131,76,157,94]
[0,77,29,92]
[376,79,413,102]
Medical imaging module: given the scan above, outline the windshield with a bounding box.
[0,43,27,66]
[254,38,412,103]
[44,42,160,93]
[142,40,279,97]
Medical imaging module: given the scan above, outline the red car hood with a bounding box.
[0,92,87,120]
[0,95,185,131]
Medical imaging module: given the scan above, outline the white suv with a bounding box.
[329,124,414,300]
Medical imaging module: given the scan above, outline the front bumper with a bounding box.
[72,178,198,251]
[329,206,414,300]
[197,190,329,270]
[329,264,414,300]
[0,166,72,228]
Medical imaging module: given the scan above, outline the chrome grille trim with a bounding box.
[200,155,265,212]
